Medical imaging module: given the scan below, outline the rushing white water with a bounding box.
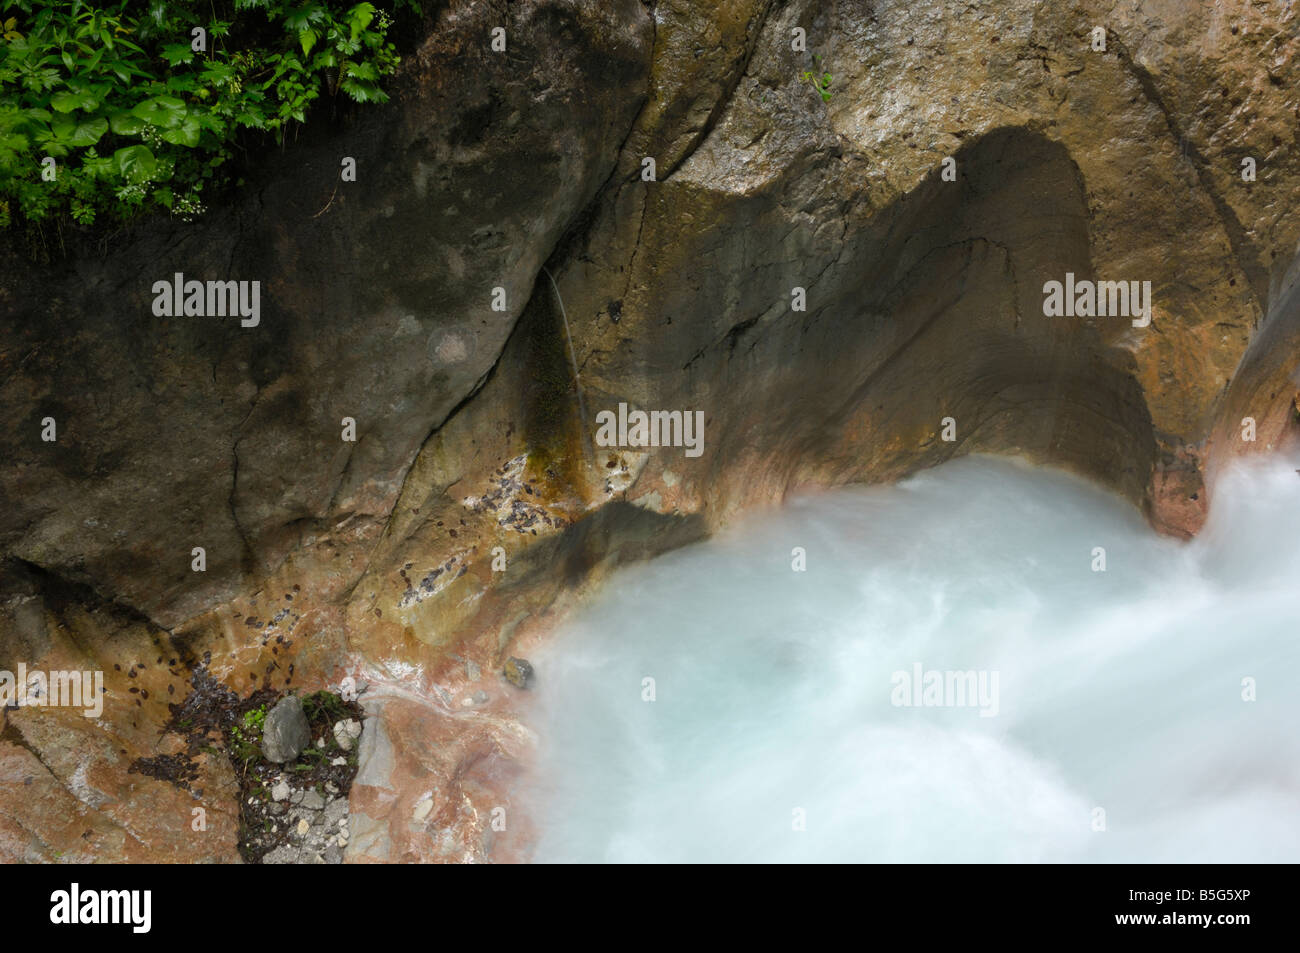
[524,454,1300,863]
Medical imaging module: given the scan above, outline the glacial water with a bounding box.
[524,454,1300,863]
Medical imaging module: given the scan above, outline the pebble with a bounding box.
[270,781,291,801]
[301,790,325,810]
[413,798,433,822]
[296,819,309,836]
[261,844,297,864]
[333,719,362,751]
[503,656,535,689]
[324,799,348,826]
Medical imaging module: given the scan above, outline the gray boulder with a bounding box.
[262,695,310,763]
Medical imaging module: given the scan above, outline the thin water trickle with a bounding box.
[524,454,1300,862]
[540,264,593,468]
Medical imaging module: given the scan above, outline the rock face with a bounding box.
[0,0,652,629]
[551,0,1300,541]
[3,0,1300,862]
[262,696,311,764]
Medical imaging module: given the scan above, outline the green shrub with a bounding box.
[0,0,414,230]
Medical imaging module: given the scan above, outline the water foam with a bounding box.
[525,455,1300,862]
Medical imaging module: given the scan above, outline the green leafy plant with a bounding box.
[241,705,267,733]
[801,68,832,102]
[799,51,832,103]
[228,702,268,763]
[0,0,415,232]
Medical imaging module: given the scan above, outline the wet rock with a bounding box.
[262,696,310,763]
[503,657,534,689]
